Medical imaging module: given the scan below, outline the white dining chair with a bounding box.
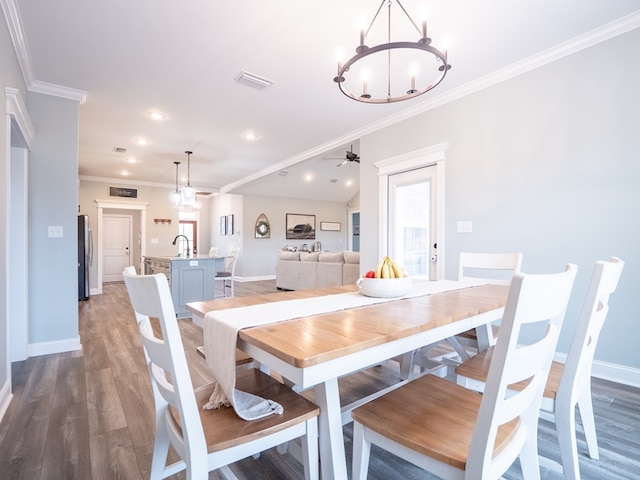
[407,252,522,378]
[451,252,523,357]
[208,246,218,257]
[122,266,319,480]
[351,264,577,480]
[456,257,624,480]
[215,247,240,297]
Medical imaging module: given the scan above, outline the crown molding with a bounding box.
[1,0,34,86]
[29,80,87,103]
[1,0,87,103]
[79,174,216,194]
[79,175,175,190]
[5,86,35,148]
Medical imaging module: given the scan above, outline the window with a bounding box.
[178,220,197,255]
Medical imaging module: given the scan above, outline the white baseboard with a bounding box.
[28,336,82,357]
[591,360,640,388]
[553,352,640,389]
[0,379,13,424]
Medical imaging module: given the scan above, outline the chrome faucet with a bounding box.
[172,235,191,257]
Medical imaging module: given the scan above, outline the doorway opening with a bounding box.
[95,199,148,294]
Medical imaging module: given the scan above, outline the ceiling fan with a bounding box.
[324,145,360,167]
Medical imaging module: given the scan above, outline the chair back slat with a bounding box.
[467,263,577,478]
[500,325,557,386]
[560,257,624,405]
[458,252,523,285]
[224,247,240,272]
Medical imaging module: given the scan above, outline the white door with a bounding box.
[103,215,132,282]
[388,166,438,280]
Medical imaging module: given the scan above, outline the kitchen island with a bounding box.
[144,255,225,318]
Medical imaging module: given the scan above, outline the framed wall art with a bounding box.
[286,213,315,240]
[320,221,341,231]
[220,216,227,236]
[255,213,271,238]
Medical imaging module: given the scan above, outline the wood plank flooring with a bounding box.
[0,279,639,479]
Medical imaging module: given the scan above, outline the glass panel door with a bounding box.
[388,166,437,279]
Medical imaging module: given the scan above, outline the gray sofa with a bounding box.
[276,250,360,291]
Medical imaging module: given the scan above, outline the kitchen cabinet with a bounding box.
[144,256,223,318]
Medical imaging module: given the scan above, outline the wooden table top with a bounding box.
[187,283,509,370]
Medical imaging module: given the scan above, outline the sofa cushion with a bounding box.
[343,251,360,264]
[300,252,320,262]
[278,251,300,261]
[319,252,344,264]
[317,262,343,288]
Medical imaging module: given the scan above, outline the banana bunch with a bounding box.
[374,256,405,278]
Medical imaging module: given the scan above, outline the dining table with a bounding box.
[186,280,509,479]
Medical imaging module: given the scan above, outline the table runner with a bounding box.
[203,279,487,420]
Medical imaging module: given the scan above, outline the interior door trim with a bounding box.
[95,199,148,295]
[374,143,447,280]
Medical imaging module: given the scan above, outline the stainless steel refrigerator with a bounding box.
[78,214,93,301]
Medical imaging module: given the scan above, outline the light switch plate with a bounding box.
[48,226,63,238]
[456,221,473,233]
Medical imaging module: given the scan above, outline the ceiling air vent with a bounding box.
[278,171,288,177]
[235,71,275,90]
[330,178,338,183]
[113,147,127,153]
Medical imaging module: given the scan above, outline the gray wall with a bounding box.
[26,93,80,348]
[360,29,640,371]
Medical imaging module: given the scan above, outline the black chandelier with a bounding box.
[334,0,452,104]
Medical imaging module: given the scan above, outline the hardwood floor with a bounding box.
[1,279,639,479]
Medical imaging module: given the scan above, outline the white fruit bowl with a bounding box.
[356,276,412,298]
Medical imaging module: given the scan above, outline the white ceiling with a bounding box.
[11,0,640,202]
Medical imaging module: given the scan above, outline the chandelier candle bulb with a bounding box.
[409,75,416,94]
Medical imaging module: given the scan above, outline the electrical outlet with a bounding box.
[48,226,64,238]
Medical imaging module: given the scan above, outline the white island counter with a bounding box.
[144,255,225,318]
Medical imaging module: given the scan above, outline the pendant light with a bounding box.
[169,161,182,207]
[181,150,196,205]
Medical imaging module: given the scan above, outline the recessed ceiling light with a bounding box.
[345,180,353,186]
[147,111,166,121]
[127,157,137,164]
[135,138,149,146]
[304,174,313,182]
[244,132,258,141]
[121,170,129,176]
